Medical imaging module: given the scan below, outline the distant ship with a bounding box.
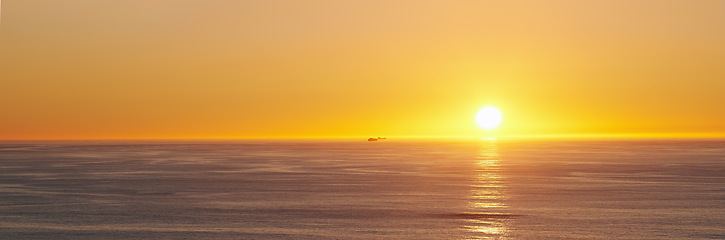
[368,137,386,142]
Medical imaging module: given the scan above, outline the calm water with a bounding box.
[0,139,723,239]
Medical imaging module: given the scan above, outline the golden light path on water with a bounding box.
[464,139,509,239]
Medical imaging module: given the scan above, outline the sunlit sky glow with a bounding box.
[1,0,724,139]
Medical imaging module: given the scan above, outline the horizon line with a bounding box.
[2,132,725,141]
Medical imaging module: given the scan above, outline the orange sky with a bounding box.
[1,0,724,139]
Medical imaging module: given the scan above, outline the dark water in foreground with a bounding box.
[0,139,723,239]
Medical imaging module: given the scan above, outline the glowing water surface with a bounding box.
[0,139,723,239]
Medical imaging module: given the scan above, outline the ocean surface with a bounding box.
[0,139,723,239]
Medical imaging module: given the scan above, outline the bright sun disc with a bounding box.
[476,106,502,130]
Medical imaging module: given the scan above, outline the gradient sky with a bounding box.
[1,0,724,139]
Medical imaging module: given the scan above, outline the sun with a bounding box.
[475,106,502,130]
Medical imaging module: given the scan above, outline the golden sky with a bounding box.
[1,0,724,139]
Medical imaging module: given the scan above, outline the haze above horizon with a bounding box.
[1,0,724,140]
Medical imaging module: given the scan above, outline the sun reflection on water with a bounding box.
[463,140,509,240]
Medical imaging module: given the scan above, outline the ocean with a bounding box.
[1,139,723,239]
